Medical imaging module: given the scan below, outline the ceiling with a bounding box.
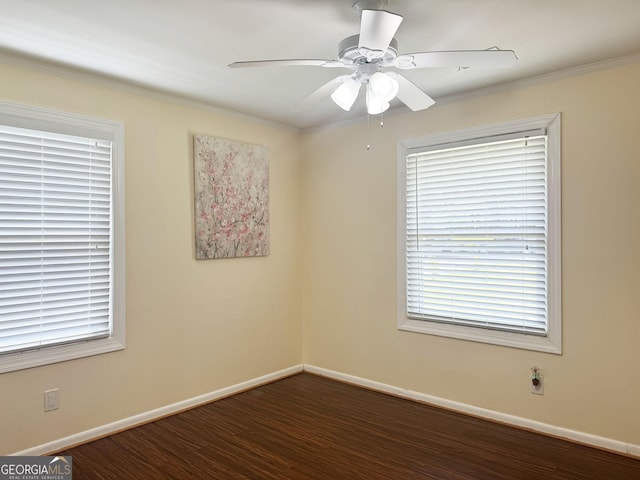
[1,0,639,129]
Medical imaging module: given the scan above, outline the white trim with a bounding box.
[398,112,559,152]
[2,47,639,133]
[546,113,562,352]
[111,114,126,354]
[11,364,304,456]
[0,100,126,373]
[11,363,640,460]
[434,52,640,109]
[303,365,640,459]
[397,113,562,354]
[0,100,123,139]
[0,101,126,373]
[0,50,299,133]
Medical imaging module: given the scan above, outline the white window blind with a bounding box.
[0,124,113,354]
[405,133,549,335]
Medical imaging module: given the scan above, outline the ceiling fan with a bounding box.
[229,0,517,115]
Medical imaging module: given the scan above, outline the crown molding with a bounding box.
[435,52,640,107]
[0,49,299,133]
[3,48,639,134]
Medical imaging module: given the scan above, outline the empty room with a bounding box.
[1,1,639,478]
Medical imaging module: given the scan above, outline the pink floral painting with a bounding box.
[194,134,269,259]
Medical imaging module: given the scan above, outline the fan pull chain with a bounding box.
[365,113,387,151]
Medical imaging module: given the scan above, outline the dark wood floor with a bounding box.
[57,373,640,479]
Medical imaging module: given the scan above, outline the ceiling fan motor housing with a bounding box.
[338,34,398,65]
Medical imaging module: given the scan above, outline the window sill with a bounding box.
[398,317,562,354]
[0,336,125,373]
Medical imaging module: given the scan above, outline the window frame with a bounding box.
[397,113,561,354]
[0,101,126,373]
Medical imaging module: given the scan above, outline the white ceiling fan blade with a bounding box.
[229,59,346,68]
[395,50,518,69]
[392,73,435,111]
[358,9,403,55]
[300,75,353,109]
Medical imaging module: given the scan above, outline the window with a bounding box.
[398,114,561,353]
[0,101,125,373]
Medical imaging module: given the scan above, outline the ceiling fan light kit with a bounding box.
[364,71,398,114]
[365,87,389,115]
[230,1,517,118]
[369,71,399,101]
[331,77,362,111]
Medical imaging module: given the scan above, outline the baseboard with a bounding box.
[12,364,303,456]
[13,363,640,459]
[303,364,640,459]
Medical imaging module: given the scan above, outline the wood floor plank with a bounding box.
[57,373,640,479]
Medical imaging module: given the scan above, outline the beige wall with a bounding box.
[0,62,303,454]
[301,61,640,445]
[2,57,639,454]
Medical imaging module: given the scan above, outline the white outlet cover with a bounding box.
[44,389,59,411]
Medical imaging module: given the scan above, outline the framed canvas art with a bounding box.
[194,134,269,259]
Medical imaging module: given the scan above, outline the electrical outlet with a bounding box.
[531,374,544,395]
[44,389,59,412]
[530,367,544,395]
